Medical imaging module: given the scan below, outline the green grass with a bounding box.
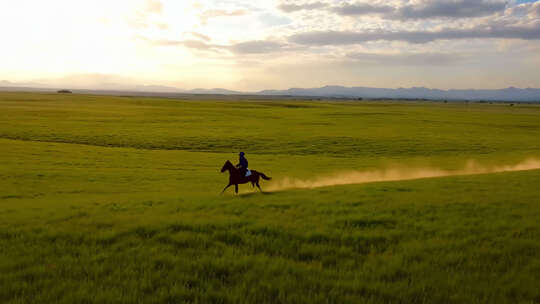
[1,92,539,303]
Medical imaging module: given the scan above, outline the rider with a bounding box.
[236,152,249,177]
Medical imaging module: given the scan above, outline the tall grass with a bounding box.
[1,92,539,303]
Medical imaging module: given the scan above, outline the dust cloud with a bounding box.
[266,158,540,192]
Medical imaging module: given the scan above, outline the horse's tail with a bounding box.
[259,172,272,180]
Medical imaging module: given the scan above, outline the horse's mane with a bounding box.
[223,160,237,171]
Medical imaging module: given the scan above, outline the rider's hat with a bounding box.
[239,152,245,156]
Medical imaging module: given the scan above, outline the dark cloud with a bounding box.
[396,0,507,19]
[277,2,328,12]
[289,25,540,45]
[281,0,507,20]
[346,52,465,66]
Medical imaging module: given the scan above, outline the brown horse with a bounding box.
[220,160,271,194]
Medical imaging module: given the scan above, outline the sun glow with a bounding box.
[0,0,203,81]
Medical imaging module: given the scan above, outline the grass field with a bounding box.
[1,92,540,303]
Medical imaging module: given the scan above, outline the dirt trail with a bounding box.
[266,158,540,192]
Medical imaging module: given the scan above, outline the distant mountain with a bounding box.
[187,88,243,95]
[258,85,540,102]
[2,80,540,101]
[133,85,182,93]
[0,80,44,87]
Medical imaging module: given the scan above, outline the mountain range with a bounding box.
[2,80,540,102]
[258,86,540,102]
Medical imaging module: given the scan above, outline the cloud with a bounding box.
[533,2,540,16]
[145,0,163,14]
[156,22,169,30]
[229,41,285,54]
[198,9,248,24]
[331,3,395,16]
[127,0,166,29]
[277,1,328,12]
[258,13,292,27]
[395,0,507,19]
[346,52,466,66]
[148,37,285,55]
[152,38,223,51]
[289,24,540,45]
[190,32,211,41]
[181,40,218,50]
[281,0,508,20]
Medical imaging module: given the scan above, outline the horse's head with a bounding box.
[221,160,233,173]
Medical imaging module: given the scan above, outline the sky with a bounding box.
[1,0,539,91]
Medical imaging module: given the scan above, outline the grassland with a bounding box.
[1,92,539,303]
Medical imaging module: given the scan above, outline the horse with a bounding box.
[220,160,271,194]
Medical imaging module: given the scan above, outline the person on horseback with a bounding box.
[236,152,250,177]
[220,158,271,194]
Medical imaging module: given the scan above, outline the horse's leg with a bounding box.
[256,176,263,192]
[235,184,239,194]
[221,183,232,194]
[251,180,256,192]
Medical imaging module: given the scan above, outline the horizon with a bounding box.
[1,0,540,91]
[2,78,540,92]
